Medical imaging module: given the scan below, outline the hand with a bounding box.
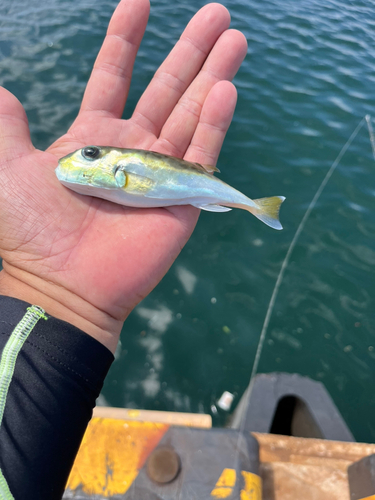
[0,0,247,352]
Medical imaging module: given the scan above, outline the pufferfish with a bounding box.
[55,146,285,229]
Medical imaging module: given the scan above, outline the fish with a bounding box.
[55,146,285,230]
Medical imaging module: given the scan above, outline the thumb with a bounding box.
[0,87,34,161]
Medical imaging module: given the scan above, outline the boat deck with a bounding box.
[63,407,375,499]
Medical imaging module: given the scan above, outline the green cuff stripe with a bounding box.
[0,305,47,499]
[0,473,14,500]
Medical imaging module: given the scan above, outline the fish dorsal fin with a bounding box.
[192,162,220,174]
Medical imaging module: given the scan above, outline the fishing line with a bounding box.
[366,115,375,161]
[150,116,370,499]
[232,115,368,473]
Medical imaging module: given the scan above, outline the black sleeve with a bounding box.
[0,296,114,500]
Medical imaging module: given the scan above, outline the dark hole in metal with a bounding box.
[270,395,324,439]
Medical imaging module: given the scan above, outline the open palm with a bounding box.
[0,0,247,351]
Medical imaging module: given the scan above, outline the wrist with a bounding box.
[0,264,121,353]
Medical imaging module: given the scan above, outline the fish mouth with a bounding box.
[55,164,115,194]
[55,164,74,182]
[55,164,88,186]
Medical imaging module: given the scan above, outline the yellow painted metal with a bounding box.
[66,417,168,497]
[211,468,237,498]
[211,469,262,499]
[359,496,375,500]
[240,471,262,500]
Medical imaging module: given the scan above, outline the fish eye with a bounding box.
[82,146,100,160]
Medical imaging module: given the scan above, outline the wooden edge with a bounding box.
[93,406,212,428]
[253,432,375,466]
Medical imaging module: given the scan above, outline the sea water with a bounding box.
[1,0,375,441]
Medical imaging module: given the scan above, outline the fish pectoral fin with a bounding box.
[117,169,156,194]
[193,203,232,212]
[114,169,126,187]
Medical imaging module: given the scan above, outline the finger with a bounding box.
[184,80,238,167]
[155,29,247,157]
[131,3,231,138]
[79,0,150,117]
[0,87,34,160]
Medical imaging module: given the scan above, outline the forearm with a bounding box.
[0,265,123,354]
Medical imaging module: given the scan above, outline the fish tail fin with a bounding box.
[251,196,285,230]
[225,196,285,229]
